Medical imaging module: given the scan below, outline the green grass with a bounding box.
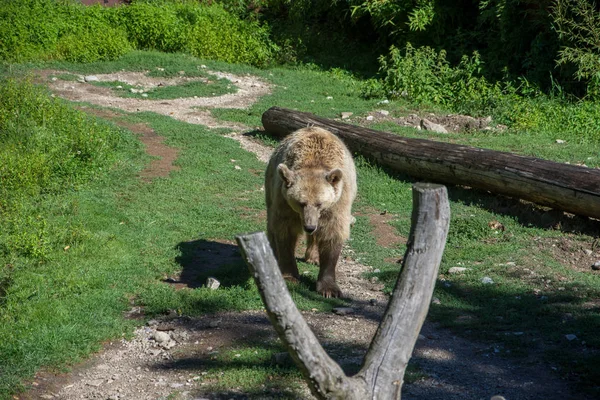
[1,50,600,398]
[89,76,236,100]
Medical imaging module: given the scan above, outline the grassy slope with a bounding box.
[1,51,599,397]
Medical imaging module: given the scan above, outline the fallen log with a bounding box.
[262,106,600,220]
[236,183,450,400]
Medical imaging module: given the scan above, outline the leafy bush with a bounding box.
[184,5,277,66]
[553,0,600,98]
[376,43,502,112]
[0,0,278,67]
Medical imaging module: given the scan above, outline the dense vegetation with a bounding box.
[0,0,277,66]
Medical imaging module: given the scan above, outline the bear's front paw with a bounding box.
[316,280,343,298]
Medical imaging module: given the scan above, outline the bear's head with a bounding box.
[277,163,343,234]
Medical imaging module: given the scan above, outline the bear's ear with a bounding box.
[277,164,295,187]
[326,168,343,186]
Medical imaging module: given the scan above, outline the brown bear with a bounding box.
[265,126,357,298]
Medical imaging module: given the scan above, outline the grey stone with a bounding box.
[565,334,577,341]
[206,277,220,289]
[377,110,390,116]
[592,261,600,270]
[481,276,494,284]
[86,379,104,387]
[366,115,374,121]
[152,331,171,344]
[84,75,99,82]
[432,297,441,305]
[421,118,448,133]
[341,112,353,119]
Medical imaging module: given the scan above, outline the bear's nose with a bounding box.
[304,225,317,234]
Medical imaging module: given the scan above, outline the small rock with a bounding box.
[556,139,566,144]
[341,112,353,119]
[369,299,377,306]
[234,165,242,170]
[481,276,494,284]
[208,320,220,328]
[116,85,123,89]
[332,307,354,315]
[153,331,171,344]
[206,277,220,289]
[200,64,207,69]
[130,88,139,93]
[326,96,333,100]
[378,99,389,104]
[418,334,426,340]
[432,297,441,305]
[490,396,506,400]
[84,75,99,82]
[141,93,148,98]
[149,349,162,356]
[584,249,593,256]
[565,334,578,341]
[40,395,54,399]
[420,118,448,133]
[366,115,374,121]
[592,261,600,270]
[50,77,57,82]
[377,110,390,116]
[373,269,380,273]
[86,379,104,387]
[448,267,470,274]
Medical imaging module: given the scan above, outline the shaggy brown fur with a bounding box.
[265,126,357,297]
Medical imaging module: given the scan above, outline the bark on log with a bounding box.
[236,183,450,400]
[262,106,600,220]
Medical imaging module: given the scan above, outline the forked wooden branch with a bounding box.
[236,183,450,399]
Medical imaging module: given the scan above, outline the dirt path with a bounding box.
[19,70,585,400]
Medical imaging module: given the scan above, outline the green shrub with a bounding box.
[553,0,600,98]
[184,5,277,66]
[376,43,503,112]
[117,2,187,53]
[0,0,278,67]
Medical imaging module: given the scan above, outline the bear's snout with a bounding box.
[303,224,317,234]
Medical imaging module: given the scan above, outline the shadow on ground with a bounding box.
[171,239,249,289]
